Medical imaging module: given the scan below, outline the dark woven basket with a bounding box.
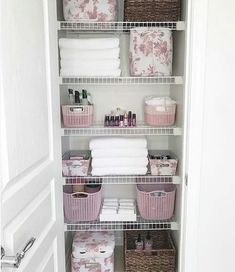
[124,230,176,272]
[124,0,181,22]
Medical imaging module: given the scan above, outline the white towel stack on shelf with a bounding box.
[100,198,136,221]
[90,137,148,176]
[59,38,121,77]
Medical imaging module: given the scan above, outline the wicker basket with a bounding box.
[124,0,181,22]
[124,230,176,272]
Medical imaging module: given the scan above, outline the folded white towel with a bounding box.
[92,157,148,168]
[90,137,147,150]
[101,208,117,214]
[145,96,176,106]
[60,68,121,77]
[91,167,147,176]
[119,203,135,207]
[103,198,118,202]
[60,48,120,60]
[61,59,120,70]
[59,38,120,50]
[119,199,135,203]
[91,148,148,158]
[118,208,135,215]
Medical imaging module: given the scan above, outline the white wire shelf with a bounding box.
[58,21,185,32]
[60,76,183,85]
[65,216,178,231]
[63,175,181,185]
[62,125,182,136]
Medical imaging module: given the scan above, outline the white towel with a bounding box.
[60,48,120,60]
[91,167,147,176]
[61,59,120,70]
[60,68,121,77]
[92,157,148,168]
[59,38,120,50]
[145,96,176,106]
[118,208,135,214]
[91,148,148,158]
[90,137,147,150]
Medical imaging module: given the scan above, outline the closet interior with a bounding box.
[56,0,188,271]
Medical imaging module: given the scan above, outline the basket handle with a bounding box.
[71,192,89,198]
[69,106,84,113]
[149,191,167,197]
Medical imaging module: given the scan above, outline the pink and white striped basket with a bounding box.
[137,184,176,220]
[62,105,93,128]
[144,103,176,126]
[63,185,102,222]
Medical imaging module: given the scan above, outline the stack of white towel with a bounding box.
[59,38,121,77]
[100,198,136,221]
[90,137,148,176]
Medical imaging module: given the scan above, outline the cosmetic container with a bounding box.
[68,89,74,104]
[110,116,115,127]
[82,89,88,105]
[74,91,81,104]
[104,115,109,127]
[124,113,128,127]
[119,115,124,127]
[115,116,120,126]
[135,234,144,251]
[128,111,132,126]
[144,232,153,255]
[132,113,136,126]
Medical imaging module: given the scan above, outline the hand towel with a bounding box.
[103,198,118,202]
[91,167,148,176]
[61,59,120,70]
[101,208,117,214]
[60,48,120,60]
[91,148,148,158]
[91,157,148,168]
[60,68,121,77]
[118,208,135,214]
[59,38,120,50]
[145,96,176,106]
[89,137,147,150]
[119,199,135,203]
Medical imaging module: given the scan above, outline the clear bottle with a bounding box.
[144,232,153,255]
[68,89,74,105]
[124,112,128,127]
[135,234,144,251]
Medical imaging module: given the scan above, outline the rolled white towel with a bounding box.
[90,137,147,150]
[91,148,148,158]
[60,48,120,60]
[91,167,148,176]
[61,59,120,70]
[59,38,120,50]
[92,157,148,168]
[60,68,121,77]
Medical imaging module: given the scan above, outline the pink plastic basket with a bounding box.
[63,185,102,222]
[137,184,176,220]
[144,103,176,126]
[62,105,93,128]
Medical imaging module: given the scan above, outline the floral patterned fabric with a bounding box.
[72,231,115,272]
[129,28,173,76]
[62,159,90,176]
[63,0,117,21]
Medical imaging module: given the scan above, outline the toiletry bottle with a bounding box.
[115,116,120,126]
[110,116,114,127]
[128,111,132,127]
[82,89,88,105]
[119,115,124,127]
[144,232,153,255]
[104,115,109,127]
[68,89,74,105]
[135,234,144,251]
[124,112,128,127]
[74,91,81,105]
[132,113,136,126]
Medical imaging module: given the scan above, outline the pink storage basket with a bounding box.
[144,102,176,126]
[137,184,176,220]
[62,105,93,128]
[63,185,102,222]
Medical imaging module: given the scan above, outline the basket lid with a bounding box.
[72,231,115,258]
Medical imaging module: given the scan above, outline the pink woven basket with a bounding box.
[144,103,176,126]
[62,105,93,128]
[63,185,101,222]
[137,184,176,220]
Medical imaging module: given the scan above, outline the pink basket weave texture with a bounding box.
[63,186,101,222]
[137,184,176,220]
[62,105,93,128]
[144,103,176,126]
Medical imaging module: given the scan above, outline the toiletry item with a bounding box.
[84,184,101,194]
[104,115,109,127]
[128,111,132,126]
[145,232,153,255]
[74,91,81,104]
[119,115,124,127]
[110,116,114,127]
[68,89,74,104]
[73,184,85,193]
[82,89,88,105]
[132,113,136,126]
[135,234,144,251]
[115,116,119,126]
[124,112,128,127]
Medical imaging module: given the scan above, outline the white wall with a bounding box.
[184,0,235,271]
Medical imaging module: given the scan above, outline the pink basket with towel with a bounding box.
[63,185,102,222]
[137,184,176,220]
[63,0,117,21]
[62,105,93,128]
[144,97,176,126]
